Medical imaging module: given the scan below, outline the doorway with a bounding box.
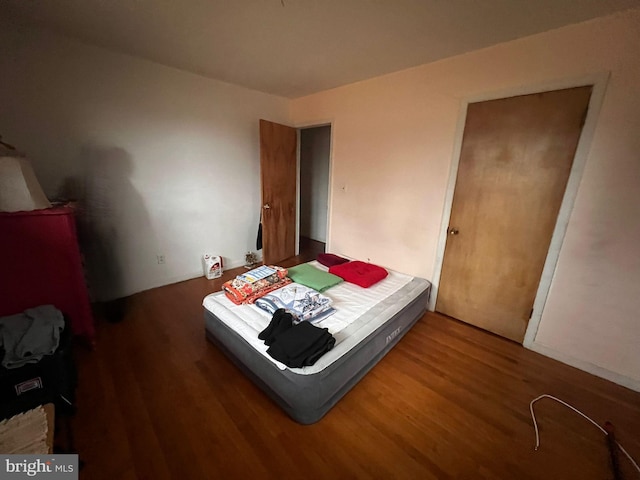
[298,125,331,258]
[259,120,331,264]
[436,86,593,342]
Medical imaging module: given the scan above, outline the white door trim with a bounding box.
[295,128,301,256]
[429,72,611,347]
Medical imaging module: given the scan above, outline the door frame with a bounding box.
[430,72,610,346]
[294,120,335,255]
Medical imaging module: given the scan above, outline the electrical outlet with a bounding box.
[157,255,166,264]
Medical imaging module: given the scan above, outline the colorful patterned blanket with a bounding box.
[222,265,291,305]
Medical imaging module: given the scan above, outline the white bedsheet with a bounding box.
[203,261,415,371]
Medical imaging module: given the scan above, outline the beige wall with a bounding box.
[291,9,640,389]
[0,21,289,300]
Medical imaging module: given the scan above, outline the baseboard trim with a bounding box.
[527,341,640,393]
[158,256,252,287]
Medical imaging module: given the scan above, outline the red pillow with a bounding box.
[317,253,349,268]
[329,261,388,288]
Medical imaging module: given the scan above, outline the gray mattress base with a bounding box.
[204,282,430,424]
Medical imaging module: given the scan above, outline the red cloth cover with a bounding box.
[316,253,349,268]
[0,207,95,340]
[328,261,388,288]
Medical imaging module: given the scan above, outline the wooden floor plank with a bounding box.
[72,247,640,479]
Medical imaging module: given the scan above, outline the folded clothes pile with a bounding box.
[254,283,335,323]
[286,263,343,292]
[258,309,335,368]
[222,265,291,305]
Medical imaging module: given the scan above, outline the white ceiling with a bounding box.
[2,0,638,98]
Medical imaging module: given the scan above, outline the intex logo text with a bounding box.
[386,326,402,345]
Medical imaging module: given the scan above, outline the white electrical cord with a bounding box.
[529,394,640,475]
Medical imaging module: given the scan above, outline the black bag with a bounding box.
[0,315,77,420]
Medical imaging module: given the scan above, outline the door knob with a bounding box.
[263,203,271,210]
[448,227,459,235]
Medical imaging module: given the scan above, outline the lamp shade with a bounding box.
[0,155,51,212]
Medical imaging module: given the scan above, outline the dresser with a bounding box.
[0,206,95,341]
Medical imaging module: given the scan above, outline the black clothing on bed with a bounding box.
[258,309,293,346]
[266,321,335,368]
[259,308,335,367]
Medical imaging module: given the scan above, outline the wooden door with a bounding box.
[436,86,592,342]
[259,119,297,265]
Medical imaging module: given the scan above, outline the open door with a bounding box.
[436,86,592,342]
[259,119,297,265]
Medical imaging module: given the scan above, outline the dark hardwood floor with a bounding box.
[298,235,325,259]
[72,246,640,479]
